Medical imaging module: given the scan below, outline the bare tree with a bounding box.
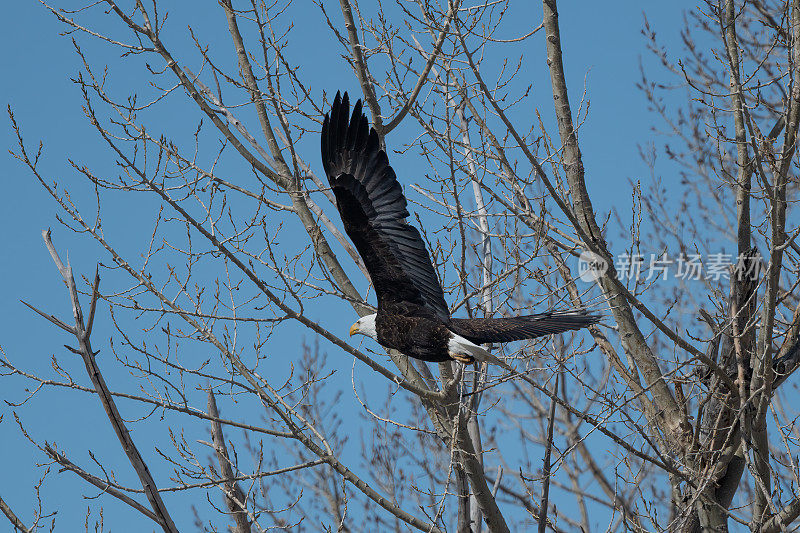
[4,0,800,531]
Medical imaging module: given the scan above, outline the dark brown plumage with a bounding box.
[322,91,599,363]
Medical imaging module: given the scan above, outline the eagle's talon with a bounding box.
[449,352,474,364]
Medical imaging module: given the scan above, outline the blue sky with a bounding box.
[1,1,694,530]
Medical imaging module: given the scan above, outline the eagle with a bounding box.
[321,92,599,364]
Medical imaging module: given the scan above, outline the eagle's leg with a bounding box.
[449,351,475,364]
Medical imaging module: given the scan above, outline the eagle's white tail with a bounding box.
[447,333,506,366]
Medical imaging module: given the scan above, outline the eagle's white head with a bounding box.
[350,313,378,340]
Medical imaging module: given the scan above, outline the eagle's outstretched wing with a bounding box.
[321,92,450,320]
[448,309,600,344]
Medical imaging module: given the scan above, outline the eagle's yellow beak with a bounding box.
[349,322,359,337]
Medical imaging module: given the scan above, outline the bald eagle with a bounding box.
[322,92,599,364]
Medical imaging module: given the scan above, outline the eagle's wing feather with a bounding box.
[448,309,600,344]
[322,92,450,320]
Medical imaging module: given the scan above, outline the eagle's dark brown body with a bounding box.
[322,92,600,364]
[376,305,452,362]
